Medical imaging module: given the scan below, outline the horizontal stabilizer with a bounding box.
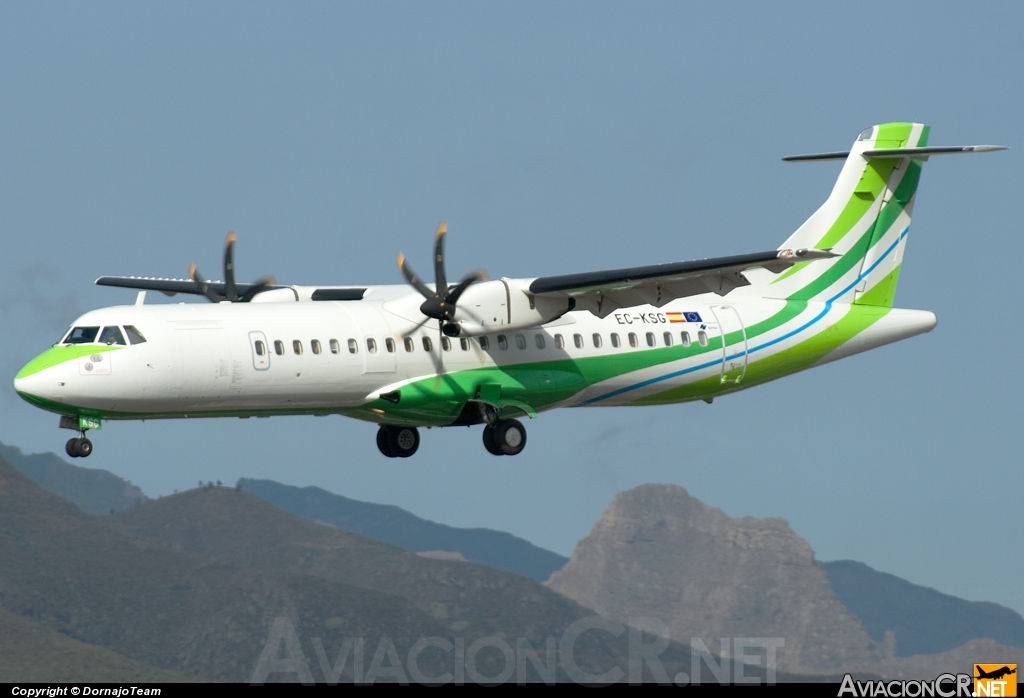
[784,145,1007,162]
[862,145,1007,159]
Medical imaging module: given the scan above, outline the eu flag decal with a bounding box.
[683,312,702,323]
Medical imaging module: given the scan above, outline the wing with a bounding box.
[95,276,281,298]
[528,248,836,318]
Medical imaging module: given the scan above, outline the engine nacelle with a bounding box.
[451,278,572,336]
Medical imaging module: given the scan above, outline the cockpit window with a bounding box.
[98,326,127,346]
[123,325,147,345]
[63,326,100,344]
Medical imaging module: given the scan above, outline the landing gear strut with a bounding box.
[482,419,527,456]
[65,435,93,458]
[376,425,420,458]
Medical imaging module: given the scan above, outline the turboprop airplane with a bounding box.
[13,123,1006,460]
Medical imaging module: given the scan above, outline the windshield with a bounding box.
[123,325,147,344]
[98,326,126,345]
[62,326,100,344]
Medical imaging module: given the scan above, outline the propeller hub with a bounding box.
[399,223,487,330]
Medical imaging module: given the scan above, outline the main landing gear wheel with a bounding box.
[376,427,396,458]
[65,437,93,458]
[482,426,503,456]
[376,425,420,458]
[488,419,527,456]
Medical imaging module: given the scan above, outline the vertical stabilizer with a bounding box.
[765,122,929,307]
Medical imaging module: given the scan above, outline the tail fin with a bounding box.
[765,122,930,307]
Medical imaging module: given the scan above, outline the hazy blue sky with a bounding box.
[2,2,1022,614]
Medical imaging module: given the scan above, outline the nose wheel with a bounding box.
[482,419,527,456]
[66,436,93,458]
[376,425,420,458]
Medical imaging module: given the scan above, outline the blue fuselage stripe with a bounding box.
[580,227,908,405]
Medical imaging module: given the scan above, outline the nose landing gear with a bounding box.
[66,435,93,458]
[376,425,420,458]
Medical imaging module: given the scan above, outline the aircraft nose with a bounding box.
[14,362,53,402]
[14,347,71,405]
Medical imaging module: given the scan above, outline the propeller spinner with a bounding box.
[190,232,277,303]
[398,223,487,337]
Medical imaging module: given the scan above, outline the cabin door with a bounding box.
[709,305,747,384]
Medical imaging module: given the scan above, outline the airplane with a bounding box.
[975,666,1016,681]
[13,122,1006,460]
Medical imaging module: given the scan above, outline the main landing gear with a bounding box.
[374,419,528,458]
[376,425,421,458]
[66,435,93,458]
[482,419,527,456]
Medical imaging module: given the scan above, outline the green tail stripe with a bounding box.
[853,264,902,307]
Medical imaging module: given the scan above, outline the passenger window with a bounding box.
[99,326,126,345]
[123,325,147,345]
[441,337,451,351]
[592,333,602,348]
[515,334,526,350]
[293,340,303,355]
[479,336,490,350]
[554,334,564,349]
[311,339,322,355]
[422,337,433,352]
[628,332,638,348]
[460,338,469,351]
[330,339,340,354]
[498,335,508,350]
[610,333,620,348]
[366,338,377,354]
[348,338,358,354]
[385,337,396,353]
[698,330,708,347]
[681,331,691,347]
[646,332,656,347]
[404,337,415,352]
[255,340,266,356]
[273,340,283,355]
[535,334,545,349]
[63,326,100,344]
[573,334,583,349]
[663,331,673,347]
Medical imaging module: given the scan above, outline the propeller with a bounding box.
[189,231,277,302]
[397,223,487,337]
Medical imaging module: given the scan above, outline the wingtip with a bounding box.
[436,222,448,237]
[397,252,406,269]
[226,230,237,244]
[188,263,197,279]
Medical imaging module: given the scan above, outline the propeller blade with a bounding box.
[238,274,277,302]
[223,231,239,302]
[189,263,225,302]
[445,269,488,307]
[398,253,435,301]
[433,223,448,296]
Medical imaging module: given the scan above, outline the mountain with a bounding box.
[3,457,812,683]
[238,478,568,582]
[0,606,192,683]
[0,457,459,681]
[0,440,146,514]
[823,559,1024,656]
[546,484,890,674]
